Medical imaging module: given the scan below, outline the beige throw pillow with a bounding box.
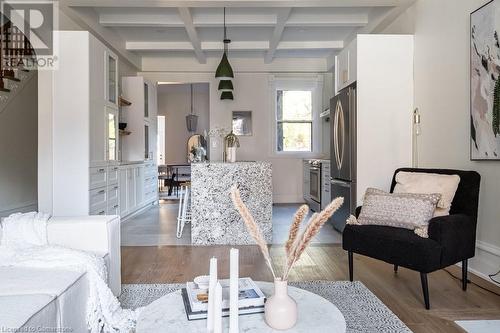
[348,188,441,238]
[393,171,460,217]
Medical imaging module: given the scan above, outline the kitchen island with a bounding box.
[190,162,272,245]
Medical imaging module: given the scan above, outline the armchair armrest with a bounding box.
[47,215,121,296]
[428,214,476,264]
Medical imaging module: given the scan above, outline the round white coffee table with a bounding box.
[136,281,346,333]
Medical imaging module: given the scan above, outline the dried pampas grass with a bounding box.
[285,204,309,258]
[284,197,344,279]
[230,185,343,281]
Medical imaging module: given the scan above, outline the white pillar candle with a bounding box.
[229,248,239,333]
[214,282,223,333]
[207,257,218,332]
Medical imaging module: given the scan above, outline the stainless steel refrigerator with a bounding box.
[330,83,357,232]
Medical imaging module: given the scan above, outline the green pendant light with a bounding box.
[221,91,234,100]
[218,79,233,91]
[215,8,234,80]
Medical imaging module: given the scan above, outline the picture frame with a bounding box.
[470,0,500,160]
[232,111,253,136]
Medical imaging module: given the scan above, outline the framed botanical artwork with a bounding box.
[470,0,500,160]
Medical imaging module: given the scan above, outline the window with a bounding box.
[276,90,313,152]
[271,76,323,157]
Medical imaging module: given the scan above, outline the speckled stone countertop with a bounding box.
[190,162,272,245]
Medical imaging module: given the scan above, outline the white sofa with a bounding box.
[0,215,121,333]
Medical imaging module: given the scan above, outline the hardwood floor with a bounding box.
[122,245,500,333]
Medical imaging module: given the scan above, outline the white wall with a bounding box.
[158,83,210,164]
[141,71,331,203]
[384,0,500,281]
[0,74,38,216]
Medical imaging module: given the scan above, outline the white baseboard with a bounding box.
[0,201,38,217]
[457,240,500,286]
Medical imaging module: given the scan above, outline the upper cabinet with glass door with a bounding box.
[105,50,118,107]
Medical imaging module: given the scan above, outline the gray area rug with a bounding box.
[120,281,411,333]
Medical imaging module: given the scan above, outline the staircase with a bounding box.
[0,19,36,112]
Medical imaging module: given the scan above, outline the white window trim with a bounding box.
[268,75,324,158]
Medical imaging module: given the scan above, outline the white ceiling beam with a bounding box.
[286,13,368,27]
[193,13,276,27]
[278,41,343,50]
[126,40,343,51]
[99,13,183,27]
[99,12,368,28]
[203,41,270,50]
[264,8,292,64]
[127,41,195,51]
[178,7,207,64]
[66,0,405,8]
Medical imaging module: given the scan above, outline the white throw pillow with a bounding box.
[1,212,49,248]
[393,171,460,217]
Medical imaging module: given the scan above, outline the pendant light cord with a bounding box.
[223,7,226,41]
[190,84,193,115]
[223,7,230,54]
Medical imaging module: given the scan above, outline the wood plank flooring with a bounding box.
[122,245,500,333]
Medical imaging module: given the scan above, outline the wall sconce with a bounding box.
[413,108,421,167]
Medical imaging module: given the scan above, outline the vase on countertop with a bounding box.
[264,278,297,330]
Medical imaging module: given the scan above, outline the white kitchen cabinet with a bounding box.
[335,40,357,93]
[105,50,119,107]
[126,167,136,211]
[47,31,122,216]
[119,168,128,216]
[117,162,157,219]
[135,165,145,206]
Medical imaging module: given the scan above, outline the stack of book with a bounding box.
[181,277,265,321]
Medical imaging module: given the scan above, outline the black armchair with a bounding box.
[342,168,481,309]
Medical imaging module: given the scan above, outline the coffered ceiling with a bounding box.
[63,0,415,68]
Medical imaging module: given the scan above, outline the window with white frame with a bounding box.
[271,77,322,156]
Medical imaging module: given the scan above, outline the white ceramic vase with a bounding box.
[264,278,298,330]
[226,147,237,163]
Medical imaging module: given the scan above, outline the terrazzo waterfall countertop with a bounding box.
[190,162,272,245]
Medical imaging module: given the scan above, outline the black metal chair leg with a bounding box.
[420,273,430,310]
[348,251,353,282]
[462,259,468,291]
[394,265,398,273]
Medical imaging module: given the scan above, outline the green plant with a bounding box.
[493,76,500,136]
[225,131,240,148]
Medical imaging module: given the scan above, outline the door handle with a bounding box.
[334,101,342,170]
[338,103,345,170]
[331,179,350,188]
